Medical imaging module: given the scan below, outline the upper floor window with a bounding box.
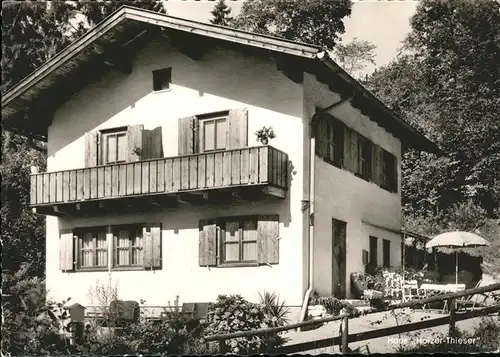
[77,227,108,269]
[358,135,372,180]
[326,120,344,167]
[200,114,227,152]
[102,128,127,164]
[153,67,171,92]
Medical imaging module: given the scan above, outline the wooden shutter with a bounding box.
[60,229,75,271]
[127,124,144,162]
[84,131,99,167]
[227,109,248,149]
[343,127,358,173]
[199,219,217,267]
[315,116,328,158]
[257,215,280,265]
[143,223,162,269]
[141,127,163,160]
[178,116,198,155]
[371,144,382,185]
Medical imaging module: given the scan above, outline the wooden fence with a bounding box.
[204,282,500,354]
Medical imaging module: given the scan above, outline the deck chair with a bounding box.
[402,280,419,302]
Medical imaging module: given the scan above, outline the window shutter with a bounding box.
[257,215,280,265]
[178,116,198,155]
[199,219,217,267]
[127,124,144,162]
[143,223,161,269]
[371,144,382,185]
[141,127,163,160]
[227,109,248,149]
[315,116,328,158]
[392,157,399,193]
[343,127,358,173]
[60,229,75,271]
[84,131,99,167]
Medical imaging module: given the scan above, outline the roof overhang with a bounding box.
[1,6,440,154]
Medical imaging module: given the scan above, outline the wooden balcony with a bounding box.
[30,146,289,216]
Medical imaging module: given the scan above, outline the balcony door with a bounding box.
[200,116,227,152]
[332,218,347,298]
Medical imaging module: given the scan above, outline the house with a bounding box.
[1,7,438,323]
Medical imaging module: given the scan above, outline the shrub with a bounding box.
[258,291,290,327]
[2,266,72,356]
[308,292,361,318]
[201,294,282,354]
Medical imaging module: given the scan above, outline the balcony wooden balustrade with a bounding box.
[30,145,289,216]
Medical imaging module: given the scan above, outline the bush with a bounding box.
[201,294,283,354]
[258,291,290,327]
[1,266,72,356]
[308,291,360,317]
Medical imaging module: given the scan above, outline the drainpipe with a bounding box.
[298,78,355,326]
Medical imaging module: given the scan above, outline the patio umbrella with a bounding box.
[425,231,490,284]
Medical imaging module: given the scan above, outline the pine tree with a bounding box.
[210,0,233,26]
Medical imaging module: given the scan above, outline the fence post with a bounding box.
[448,298,456,337]
[219,339,227,354]
[340,310,349,354]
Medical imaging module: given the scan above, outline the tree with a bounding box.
[1,1,167,279]
[331,38,376,78]
[74,0,165,31]
[366,0,500,223]
[232,0,352,50]
[210,0,233,26]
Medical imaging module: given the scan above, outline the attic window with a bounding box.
[153,67,171,91]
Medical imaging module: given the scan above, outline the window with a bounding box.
[113,225,143,267]
[198,215,279,267]
[382,150,397,192]
[383,239,391,267]
[326,120,344,167]
[221,218,258,263]
[358,135,372,180]
[101,128,127,164]
[77,227,108,269]
[201,116,227,152]
[70,223,161,272]
[153,67,171,91]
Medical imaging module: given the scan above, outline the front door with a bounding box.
[332,218,347,298]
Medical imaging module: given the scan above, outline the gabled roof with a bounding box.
[1,6,439,153]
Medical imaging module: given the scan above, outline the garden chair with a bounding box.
[402,280,419,302]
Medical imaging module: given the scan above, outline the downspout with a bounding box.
[298,60,355,324]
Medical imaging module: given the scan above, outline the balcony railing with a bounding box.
[30,145,288,208]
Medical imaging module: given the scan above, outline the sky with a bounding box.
[163,0,420,76]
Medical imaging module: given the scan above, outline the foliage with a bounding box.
[255,126,276,144]
[331,38,376,78]
[258,291,290,327]
[366,0,500,221]
[210,0,233,26]
[1,265,72,356]
[1,133,46,277]
[232,0,352,50]
[308,291,360,317]
[201,294,283,354]
[74,0,165,31]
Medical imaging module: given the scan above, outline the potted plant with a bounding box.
[255,126,276,145]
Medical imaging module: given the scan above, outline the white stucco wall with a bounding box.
[303,72,402,298]
[45,38,307,317]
